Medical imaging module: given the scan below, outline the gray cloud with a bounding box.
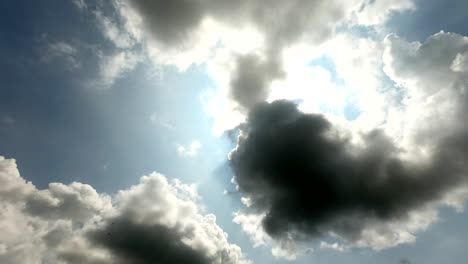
[24,182,110,223]
[124,0,359,111]
[230,54,283,110]
[126,0,347,47]
[126,0,206,47]
[89,217,211,264]
[0,157,249,264]
[229,100,468,247]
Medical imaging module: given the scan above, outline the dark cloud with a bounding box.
[230,54,283,110]
[126,0,344,46]
[89,217,210,264]
[126,0,205,46]
[400,258,411,264]
[230,100,468,244]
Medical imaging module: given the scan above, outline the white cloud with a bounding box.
[451,50,468,73]
[353,0,415,26]
[177,140,202,158]
[149,113,174,129]
[232,212,302,260]
[0,156,250,264]
[72,0,88,11]
[40,41,81,69]
[66,0,425,135]
[382,32,468,155]
[95,50,141,88]
[86,0,417,132]
[94,10,136,49]
[319,242,348,252]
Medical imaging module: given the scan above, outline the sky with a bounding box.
[0,0,468,263]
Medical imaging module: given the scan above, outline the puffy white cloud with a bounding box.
[24,181,112,223]
[0,156,250,264]
[382,32,468,155]
[451,50,468,73]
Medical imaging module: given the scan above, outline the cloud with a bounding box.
[72,0,88,12]
[319,242,347,252]
[71,0,419,138]
[122,0,350,47]
[383,32,468,155]
[76,1,468,260]
[354,0,415,26]
[0,156,249,264]
[177,140,202,158]
[102,0,414,118]
[229,53,282,110]
[94,10,137,49]
[229,100,468,257]
[40,40,81,69]
[149,113,174,129]
[96,50,141,88]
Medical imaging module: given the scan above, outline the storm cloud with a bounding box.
[89,218,210,264]
[230,100,468,248]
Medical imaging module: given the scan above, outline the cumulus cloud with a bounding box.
[383,32,468,155]
[0,156,249,264]
[229,100,468,257]
[76,0,468,260]
[98,0,413,115]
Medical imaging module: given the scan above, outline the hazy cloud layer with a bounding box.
[0,156,249,264]
[230,100,468,255]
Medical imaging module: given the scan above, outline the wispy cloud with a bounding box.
[177,140,202,158]
[40,40,80,69]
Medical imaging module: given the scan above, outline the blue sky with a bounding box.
[1,1,468,264]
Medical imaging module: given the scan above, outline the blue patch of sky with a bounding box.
[339,23,383,40]
[387,0,468,42]
[309,56,361,120]
[0,0,103,188]
[309,56,345,86]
